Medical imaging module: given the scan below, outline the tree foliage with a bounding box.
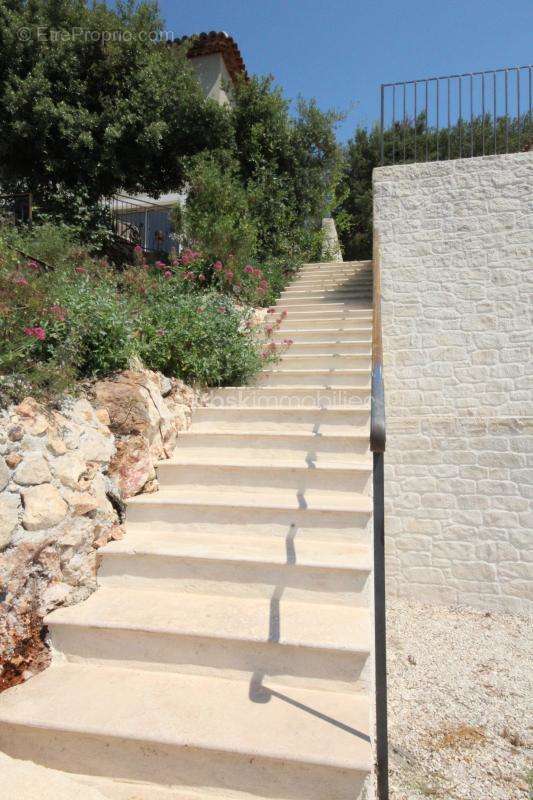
[0,0,231,203]
[334,113,533,261]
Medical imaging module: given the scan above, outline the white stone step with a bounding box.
[97,528,371,606]
[176,430,371,460]
[189,406,370,434]
[157,459,371,494]
[47,587,371,690]
[125,490,372,544]
[279,293,372,306]
[0,664,372,800]
[256,368,370,388]
[279,318,371,331]
[273,326,371,340]
[278,353,371,369]
[275,307,372,319]
[288,280,372,292]
[276,340,371,355]
[204,385,371,406]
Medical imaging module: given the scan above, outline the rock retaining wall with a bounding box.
[0,371,197,689]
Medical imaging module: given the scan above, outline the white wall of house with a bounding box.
[190,52,233,106]
[373,152,532,614]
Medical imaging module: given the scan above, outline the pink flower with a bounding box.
[283,338,294,346]
[213,260,223,272]
[265,325,273,336]
[267,307,276,314]
[75,266,86,274]
[260,279,268,289]
[155,260,166,269]
[134,245,143,253]
[217,306,226,313]
[225,270,234,281]
[50,304,66,321]
[164,270,172,278]
[198,273,206,283]
[13,275,28,286]
[181,248,200,266]
[26,260,39,270]
[281,310,288,318]
[244,265,254,274]
[184,270,195,281]
[24,326,46,340]
[253,268,262,278]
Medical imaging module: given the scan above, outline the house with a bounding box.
[110,32,247,253]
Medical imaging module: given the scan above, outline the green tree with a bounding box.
[230,76,342,260]
[0,0,231,205]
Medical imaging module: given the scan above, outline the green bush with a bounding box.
[139,290,265,386]
[173,153,257,265]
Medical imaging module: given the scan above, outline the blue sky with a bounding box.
[158,0,532,141]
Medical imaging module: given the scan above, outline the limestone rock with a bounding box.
[15,397,48,436]
[0,455,10,491]
[64,490,99,516]
[108,434,155,498]
[21,484,68,530]
[47,433,67,456]
[0,493,21,550]
[13,454,52,486]
[53,453,86,489]
[78,429,114,463]
[93,370,176,460]
[5,452,22,469]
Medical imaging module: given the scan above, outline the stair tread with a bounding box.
[101,529,371,571]
[0,664,372,771]
[127,486,373,513]
[161,452,371,470]
[47,587,371,652]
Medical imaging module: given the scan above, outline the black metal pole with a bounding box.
[373,450,389,800]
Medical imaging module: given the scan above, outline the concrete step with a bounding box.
[0,664,372,800]
[189,406,370,434]
[256,369,370,388]
[176,430,371,460]
[97,528,371,606]
[288,280,373,292]
[47,587,371,690]
[157,460,372,494]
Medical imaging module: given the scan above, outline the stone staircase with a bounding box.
[0,260,375,800]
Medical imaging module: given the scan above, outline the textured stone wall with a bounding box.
[373,152,533,614]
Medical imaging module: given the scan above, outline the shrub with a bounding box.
[138,290,266,386]
[0,225,276,404]
[173,154,257,265]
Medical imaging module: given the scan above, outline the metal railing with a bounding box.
[380,64,532,165]
[103,194,176,253]
[370,252,388,799]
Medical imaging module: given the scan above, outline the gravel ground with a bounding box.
[387,598,532,800]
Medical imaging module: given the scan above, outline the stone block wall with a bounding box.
[373,152,532,614]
